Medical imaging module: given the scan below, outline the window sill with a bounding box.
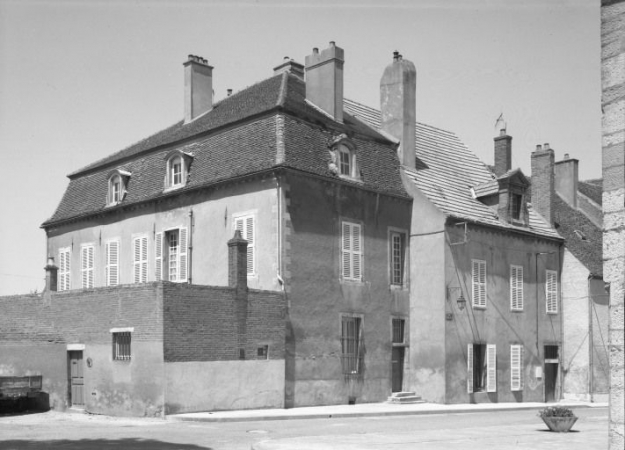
[510,308,524,312]
[341,278,364,285]
[389,284,406,291]
[338,175,363,184]
[163,184,185,193]
[472,305,487,310]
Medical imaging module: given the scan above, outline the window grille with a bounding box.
[257,345,269,360]
[472,260,486,308]
[113,332,131,361]
[392,318,405,344]
[341,316,363,378]
[510,265,524,310]
[339,147,351,176]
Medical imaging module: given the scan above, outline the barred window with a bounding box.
[112,332,131,361]
[341,316,363,377]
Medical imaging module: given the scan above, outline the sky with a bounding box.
[0,0,601,295]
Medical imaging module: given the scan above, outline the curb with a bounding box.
[167,402,606,423]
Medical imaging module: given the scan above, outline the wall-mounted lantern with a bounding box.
[457,293,466,311]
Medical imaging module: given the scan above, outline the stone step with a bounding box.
[387,392,425,404]
[390,391,417,398]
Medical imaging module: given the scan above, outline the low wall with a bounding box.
[164,360,285,414]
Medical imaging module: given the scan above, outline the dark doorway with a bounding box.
[68,351,84,408]
[544,345,559,403]
[391,347,405,392]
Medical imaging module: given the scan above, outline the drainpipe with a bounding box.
[276,175,284,291]
[188,209,194,284]
[588,273,594,401]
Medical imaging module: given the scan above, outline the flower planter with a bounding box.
[541,415,578,432]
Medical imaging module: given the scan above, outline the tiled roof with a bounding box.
[554,194,603,276]
[578,179,602,205]
[44,74,407,227]
[344,99,560,239]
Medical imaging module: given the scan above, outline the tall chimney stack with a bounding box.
[555,153,579,208]
[380,51,416,169]
[184,55,213,123]
[44,256,58,292]
[531,143,555,225]
[305,42,344,122]
[494,129,512,176]
[228,230,248,293]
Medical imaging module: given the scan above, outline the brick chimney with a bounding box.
[305,42,344,122]
[494,129,512,177]
[44,256,58,292]
[380,51,416,169]
[274,56,304,79]
[555,153,579,208]
[228,230,248,292]
[531,143,555,225]
[184,55,213,123]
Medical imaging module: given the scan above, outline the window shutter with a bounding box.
[342,222,351,279]
[467,344,474,394]
[352,223,362,280]
[510,265,523,310]
[81,246,87,288]
[179,227,188,282]
[140,237,148,283]
[472,260,486,307]
[245,217,254,275]
[486,344,497,392]
[155,232,163,281]
[106,241,119,286]
[133,238,141,283]
[88,246,94,288]
[546,270,557,313]
[59,248,70,291]
[511,345,523,391]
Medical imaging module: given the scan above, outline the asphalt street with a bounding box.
[0,407,608,450]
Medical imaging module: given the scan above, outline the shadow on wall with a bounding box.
[0,392,50,415]
[0,439,212,449]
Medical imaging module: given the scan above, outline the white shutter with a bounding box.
[106,240,119,286]
[81,245,94,288]
[133,238,141,283]
[352,223,362,280]
[467,344,474,394]
[546,270,558,313]
[81,246,88,288]
[511,265,523,310]
[155,232,163,281]
[245,217,254,275]
[88,246,94,288]
[511,345,523,391]
[342,221,362,281]
[59,248,70,291]
[179,227,188,282]
[486,344,497,392]
[140,237,148,283]
[342,222,351,279]
[472,260,486,307]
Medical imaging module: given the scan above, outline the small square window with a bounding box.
[257,345,269,359]
[112,332,131,361]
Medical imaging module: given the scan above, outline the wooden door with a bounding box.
[544,363,558,402]
[391,347,405,393]
[68,351,84,408]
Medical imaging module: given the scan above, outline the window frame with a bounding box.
[111,328,133,361]
[340,314,364,377]
[106,170,130,207]
[546,269,558,314]
[164,151,193,191]
[341,220,363,282]
[467,343,496,393]
[471,259,487,308]
[80,244,95,289]
[233,212,256,277]
[155,227,188,283]
[59,247,71,291]
[510,265,524,311]
[330,137,360,181]
[392,318,406,345]
[105,239,120,287]
[389,229,407,287]
[510,192,523,221]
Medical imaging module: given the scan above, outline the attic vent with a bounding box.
[574,230,587,241]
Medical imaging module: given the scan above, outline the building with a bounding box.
[1,43,566,415]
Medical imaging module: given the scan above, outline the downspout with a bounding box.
[276,177,283,290]
[557,243,563,402]
[188,209,194,284]
[588,273,594,401]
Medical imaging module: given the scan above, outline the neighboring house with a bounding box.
[0,43,565,415]
[532,154,608,402]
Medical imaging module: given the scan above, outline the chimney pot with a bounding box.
[329,41,335,46]
[555,153,579,208]
[284,56,290,61]
[313,47,319,54]
[44,256,58,292]
[536,144,543,151]
[227,89,232,97]
[564,153,569,159]
[500,128,506,136]
[544,143,550,150]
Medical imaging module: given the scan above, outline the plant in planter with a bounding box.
[538,406,578,432]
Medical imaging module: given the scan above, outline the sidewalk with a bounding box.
[167,400,607,423]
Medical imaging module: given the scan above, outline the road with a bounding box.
[0,407,608,450]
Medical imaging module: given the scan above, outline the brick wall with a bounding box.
[162,283,285,362]
[531,147,555,225]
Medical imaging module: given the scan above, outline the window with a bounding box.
[342,221,363,281]
[546,270,558,313]
[510,265,524,311]
[165,152,192,190]
[257,345,269,360]
[390,232,406,286]
[106,170,130,206]
[133,236,148,283]
[341,316,363,377]
[233,214,255,275]
[339,145,351,176]
[112,332,131,361]
[80,244,94,289]
[471,259,486,308]
[510,193,522,220]
[510,345,524,391]
[59,247,71,291]
[155,228,188,282]
[392,318,405,344]
[467,343,496,393]
[105,240,120,286]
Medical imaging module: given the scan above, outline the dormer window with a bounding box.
[329,135,360,181]
[510,193,522,220]
[165,150,193,191]
[339,145,352,176]
[107,170,131,206]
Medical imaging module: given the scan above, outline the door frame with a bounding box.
[67,346,85,409]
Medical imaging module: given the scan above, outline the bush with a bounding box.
[538,406,575,418]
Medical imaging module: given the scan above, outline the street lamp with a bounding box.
[457,293,466,310]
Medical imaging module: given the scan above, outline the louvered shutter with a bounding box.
[140,237,148,283]
[133,238,141,283]
[155,232,163,281]
[106,241,119,286]
[486,344,497,392]
[81,246,94,288]
[546,270,557,313]
[88,246,94,288]
[59,248,70,291]
[245,217,254,275]
[342,222,351,279]
[467,344,474,394]
[472,260,486,307]
[352,224,362,280]
[179,227,188,282]
[511,345,523,391]
[81,247,87,288]
[511,265,523,310]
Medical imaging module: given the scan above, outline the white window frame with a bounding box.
[59,247,71,291]
[233,213,256,276]
[471,259,486,308]
[333,143,359,180]
[510,344,524,391]
[133,236,148,284]
[155,228,188,283]
[389,230,406,287]
[546,269,558,314]
[467,343,496,393]
[80,244,95,289]
[510,265,524,311]
[106,170,130,206]
[341,221,363,282]
[105,239,120,286]
[164,152,192,191]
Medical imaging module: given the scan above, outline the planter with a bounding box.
[541,415,578,432]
